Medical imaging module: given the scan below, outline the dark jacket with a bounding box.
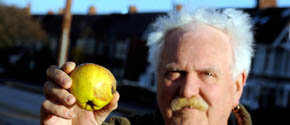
[103,104,251,125]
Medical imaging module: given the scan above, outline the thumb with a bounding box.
[93,92,120,124]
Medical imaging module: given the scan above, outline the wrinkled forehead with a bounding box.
[164,23,230,43]
[165,24,231,49]
[161,24,234,68]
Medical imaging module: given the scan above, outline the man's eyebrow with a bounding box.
[165,63,221,74]
[165,63,181,71]
[198,67,221,74]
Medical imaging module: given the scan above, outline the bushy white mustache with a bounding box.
[171,96,209,112]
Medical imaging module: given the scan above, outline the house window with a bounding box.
[253,45,267,75]
[265,48,276,76]
[115,40,129,60]
[96,41,104,56]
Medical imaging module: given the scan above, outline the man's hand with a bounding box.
[40,62,120,125]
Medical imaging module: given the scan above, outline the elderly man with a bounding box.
[41,8,254,125]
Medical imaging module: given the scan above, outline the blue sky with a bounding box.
[1,0,290,14]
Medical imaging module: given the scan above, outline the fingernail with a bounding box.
[66,95,75,105]
[67,110,75,118]
[62,77,71,87]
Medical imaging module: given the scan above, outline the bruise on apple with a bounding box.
[111,86,116,94]
[86,100,95,109]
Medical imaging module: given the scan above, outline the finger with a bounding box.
[46,65,72,89]
[40,104,52,122]
[42,100,76,119]
[44,81,76,105]
[61,62,76,74]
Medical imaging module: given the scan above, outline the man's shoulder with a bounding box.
[102,116,131,125]
[103,110,163,125]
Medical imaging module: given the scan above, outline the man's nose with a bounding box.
[179,73,200,98]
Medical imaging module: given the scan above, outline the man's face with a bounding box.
[157,24,245,125]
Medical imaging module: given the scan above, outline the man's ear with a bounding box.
[233,71,247,105]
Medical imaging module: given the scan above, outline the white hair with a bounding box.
[147,8,254,79]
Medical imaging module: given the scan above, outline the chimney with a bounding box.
[128,5,137,14]
[175,4,183,12]
[24,2,31,15]
[47,10,54,15]
[88,6,97,15]
[58,8,64,15]
[257,0,277,8]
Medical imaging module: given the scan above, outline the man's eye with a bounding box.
[205,72,214,77]
[200,71,217,83]
[165,71,181,81]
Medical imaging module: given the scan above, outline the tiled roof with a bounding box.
[33,8,290,44]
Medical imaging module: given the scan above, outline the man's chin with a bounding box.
[170,108,208,125]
